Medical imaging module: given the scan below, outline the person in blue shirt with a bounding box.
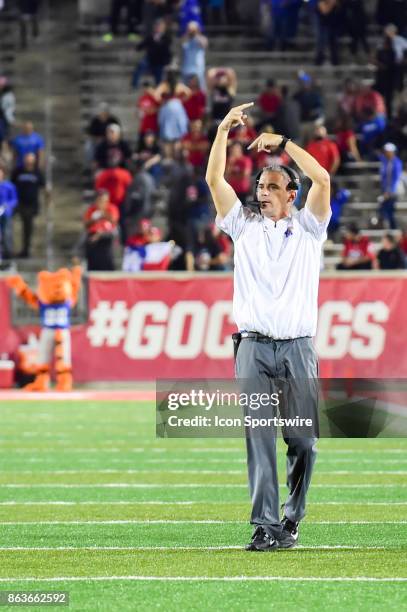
[0,165,18,260]
[357,106,387,158]
[10,121,45,169]
[378,142,403,229]
[181,21,208,90]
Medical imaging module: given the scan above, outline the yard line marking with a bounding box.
[0,501,405,506]
[1,469,405,475]
[0,483,405,489]
[2,448,405,454]
[0,576,405,583]
[0,520,405,525]
[0,545,389,551]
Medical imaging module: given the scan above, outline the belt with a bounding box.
[238,331,310,343]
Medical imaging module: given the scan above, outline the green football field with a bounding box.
[0,399,406,611]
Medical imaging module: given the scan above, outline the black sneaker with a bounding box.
[245,526,279,552]
[279,516,299,549]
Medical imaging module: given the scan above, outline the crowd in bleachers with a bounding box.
[1,0,407,272]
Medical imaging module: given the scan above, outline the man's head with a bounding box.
[23,152,36,169]
[95,190,110,210]
[384,23,398,38]
[229,141,243,159]
[22,121,34,135]
[265,78,276,91]
[97,102,110,120]
[187,74,200,90]
[345,222,360,241]
[153,19,166,35]
[190,119,203,135]
[141,77,154,91]
[255,165,299,221]
[383,142,397,159]
[382,233,397,250]
[106,123,121,143]
[313,124,327,140]
[187,21,200,36]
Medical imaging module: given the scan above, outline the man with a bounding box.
[336,223,375,270]
[10,121,45,169]
[206,103,331,551]
[379,142,403,229]
[84,190,119,271]
[94,124,132,170]
[0,165,18,260]
[181,21,208,91]
[306,124,340,175]
[375,233,405,270]
[132,19,172,87]
[12,152,46,258]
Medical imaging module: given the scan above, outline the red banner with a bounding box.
[1,273,406,381]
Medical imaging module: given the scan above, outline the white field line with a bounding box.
[0,469,405,475]
[0,483,405,489]
[0,545,389,552]
[0,520,406,525]
[0,501,405,506]
[2,448,406,454]
[0,576,405,583]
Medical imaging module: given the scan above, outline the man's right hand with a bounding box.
[218,102,254,132]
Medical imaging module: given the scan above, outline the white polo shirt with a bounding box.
[216,200,331,339]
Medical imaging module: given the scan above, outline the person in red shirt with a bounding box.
[229,116,257,148]
[354,83,387,121]
[257,79,282,129]
[225,141,253,204]
[183,74,206,121]
[334,114,361,163]
[137,78,159,138]
[336,223,376,270]
[94,164,132,209]
[84,190,119,271]
[181,119,209,168]
[306,125,340,175]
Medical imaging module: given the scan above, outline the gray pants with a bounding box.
[236,336,318,539]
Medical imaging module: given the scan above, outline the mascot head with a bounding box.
[37,268,75,304]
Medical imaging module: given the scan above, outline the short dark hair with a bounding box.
[347,222,359,235]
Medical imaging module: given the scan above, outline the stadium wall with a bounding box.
[0,272,406,382]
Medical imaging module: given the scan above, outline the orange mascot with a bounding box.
[6,266,82,391]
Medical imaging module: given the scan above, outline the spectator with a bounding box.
[335,113,361,163]
[378,142,403,229]
[185,223,228,271]
[18,0,40,49]
[181,21,208,90]
[132,19,172,87]
[375,33,398,117]
[306,124,340,175]
[94,162,132,241]
[182,119,209,167]
[399,227,407,265]
[84,190,119,271]
[142,0,172,36]
[184,167,213,232]
[0,77,16,149]
[0,164,18,260]
[136,78,159,140]
[357,106,387,158]
[383,24,407,91]
[273,85,301,142]
[134,129,162,182]
[375,233,405,269]
[11,152,46,258]
[342,0,370,56]
[123,159,156,226]
[85,102,120,164]
[256,79,282,130]
[94,124,132,170]
[158,83,189,158]
[10,121,45,169]
[336,223,375,270]
[293,72,324,141]
[225,141,253,204]
[179,0,204,34]
[123,221,175,271]
[265,0,290,51]
[102,0,141,41]
[154,66,191,103]
[207,68,236,136]
[328,183,351,238]
[315,0,341,65]
[337,78,359,117]
[183,74,206,121]
[354,82,387,122]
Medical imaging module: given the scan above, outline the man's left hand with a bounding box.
[248,133,284,152]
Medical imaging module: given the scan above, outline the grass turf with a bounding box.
[0,400,406,611]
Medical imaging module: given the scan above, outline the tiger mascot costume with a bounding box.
[6,266,82,391]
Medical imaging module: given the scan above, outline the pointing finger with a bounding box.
[247,135,260,150]
[237,102,254,110]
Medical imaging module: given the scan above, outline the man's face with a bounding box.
[23,122,34,135]
[256,170,295,220]
[106,127,120,143]
[23,153,36,169]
